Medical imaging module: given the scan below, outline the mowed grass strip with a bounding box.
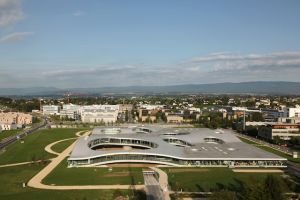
[50,138,77,154]
[0,164,146,200]
[0,128,86,165]
[238,136,300,163]
[43,158,144,185]
[164,167,284,192]
[0,129,22,141]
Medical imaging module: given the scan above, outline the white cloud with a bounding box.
[72,10,85,17]
[186,52,300,72]
[0,32,34,43]
[0,0,24,27]
[1,51,300,87]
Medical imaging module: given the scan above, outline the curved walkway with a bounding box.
[150,167,171,200]
[76,130,89,137]
[28,130,144,190]
[44,137,77,156]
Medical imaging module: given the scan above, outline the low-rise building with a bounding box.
[138,109,157,122]
[118,104,133,113]
[0,112,32,126]
[80,105,119,124]
[42,105,61,115]
[166,114,184,123]
[0,123,18,131]
[60,104,81,120]
[258,123,300,140]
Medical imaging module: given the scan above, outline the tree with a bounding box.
[251,112,265,122]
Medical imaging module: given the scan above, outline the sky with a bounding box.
[0,0,300,88]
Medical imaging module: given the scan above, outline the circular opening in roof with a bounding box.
[204,137,224,144]
[101,128,121,134]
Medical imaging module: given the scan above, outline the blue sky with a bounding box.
[0,0,300,88]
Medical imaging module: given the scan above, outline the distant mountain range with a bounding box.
[1,81,300,96]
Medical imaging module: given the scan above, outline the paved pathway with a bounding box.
[27,130,144,190]
[150,167,170,200]
[0,160,51,168]
[44,137,77,156]
[144,173,163,200]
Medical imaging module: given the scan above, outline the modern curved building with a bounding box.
[68,125,287,168]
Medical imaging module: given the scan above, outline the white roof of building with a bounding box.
[69,126,285,161]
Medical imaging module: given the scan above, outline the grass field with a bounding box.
[0,163,146,200]
[50,138,77,154]
[238,136,300,163]
[43,158,144,185]
[0,128,86,165]
[164,167,286,192]
[0,129,22,141]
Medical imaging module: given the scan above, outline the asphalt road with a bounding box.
[0,117,49,150]
[144,173,163,200]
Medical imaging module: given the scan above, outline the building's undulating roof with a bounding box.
[69,125,285,162]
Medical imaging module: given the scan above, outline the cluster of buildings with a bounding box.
[42,104,133,124]
[137,103,201,123]
[0,112,32,132]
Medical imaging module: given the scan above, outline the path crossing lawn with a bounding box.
[0,163,145,200]
[0,128,85,165]
[43,158,144,185]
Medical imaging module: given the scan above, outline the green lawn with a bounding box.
[238,136,300,163]
[43,159,144,185]
[164,168,285,192]
[0,163,145,200]
[0,128,86,165]
[51,138,77,154]
[0,129,22,141]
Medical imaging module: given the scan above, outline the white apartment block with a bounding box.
[42,105,61,115]
[60,104,81,119]
[285,106,300,118]
[258,124,300,140]
[80,105,119,123]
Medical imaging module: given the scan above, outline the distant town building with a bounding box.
[278,117,300,124]
[166,114,183,123]
[80,105,119,123]
[258,123,300,140]
[42,105,61,115]
[118,104,133,113]
[138,109,157,122]
[60,104,81,120]
[0,112,32,126]
[0,123,18,131]
[285,106,300,118]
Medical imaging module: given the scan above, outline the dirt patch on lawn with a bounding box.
[104,172,131,177]
[168,168,210,173]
